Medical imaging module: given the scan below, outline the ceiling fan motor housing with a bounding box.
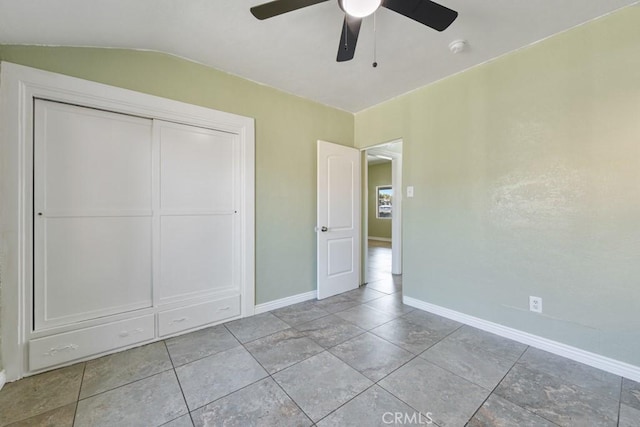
[338,0,382,18]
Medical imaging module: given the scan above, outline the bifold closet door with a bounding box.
[33,100,154,330]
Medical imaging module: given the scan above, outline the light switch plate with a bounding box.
[407,186,414,198]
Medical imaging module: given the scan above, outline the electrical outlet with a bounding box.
[529,296,542,313]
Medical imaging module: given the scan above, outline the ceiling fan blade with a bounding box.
[383,0,457,31]
[337,15,362,62]
[250,0,329,20]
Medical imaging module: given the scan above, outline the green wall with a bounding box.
[0,46,354,306]
[368,162,392,239]
[355,7,640,365]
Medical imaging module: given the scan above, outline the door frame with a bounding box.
[0,62,255,381]
[361,139,403,283]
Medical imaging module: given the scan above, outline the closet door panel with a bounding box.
[159,215,235,301]
[34,100,154,330]
[159,124,236,212]
[39,217,153,328]
[37,101,152,214]
[157,121,239,302]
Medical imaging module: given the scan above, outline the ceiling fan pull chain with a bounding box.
[372,10,378,67]
[344,14,348,51]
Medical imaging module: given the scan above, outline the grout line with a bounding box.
[225,284,402,424]
[163,337,179,369]
[167,366,193,424]
[167,344,244,369]
[222,321,243,343]
[274,311,334,329]
[270,379,314,425]
[76,365,176,402]
[71,362,87,426]
[187,339,317,424]
[374,354,439,425]
[363,304,537,426]
[249,344,325,375]
[270,305,332,326]
[314,383,378,424]
[616,376,624,427]
[477,347,562,427]
[185,375,273,419]
[165,334,265,425]
[463,345,530,424]
[263,355,316,425]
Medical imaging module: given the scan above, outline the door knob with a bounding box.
[321,226,328,232]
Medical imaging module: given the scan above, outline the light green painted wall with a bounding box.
[355,7,640,365]
[368,162,392,239]
[0,46,354,308]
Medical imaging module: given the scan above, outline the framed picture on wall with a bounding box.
[377,185,392,219]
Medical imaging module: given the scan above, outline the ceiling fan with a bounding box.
[250,0,458,62]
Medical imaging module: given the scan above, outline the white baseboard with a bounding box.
[254,290,317,314]
[404,296,640,383]
[368,236,392,242]
[0,370,6,391]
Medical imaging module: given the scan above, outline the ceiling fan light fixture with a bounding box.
[339,0,381,18]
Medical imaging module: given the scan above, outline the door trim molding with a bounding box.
[404,296,640,383]
[361,139,403,282]
[0,62,255,381]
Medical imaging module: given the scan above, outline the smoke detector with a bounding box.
[449,40,467,54]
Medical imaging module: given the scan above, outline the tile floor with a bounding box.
[1,242,639,426]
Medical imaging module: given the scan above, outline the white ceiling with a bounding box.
[367,140,402,164]
[0,0,637,112]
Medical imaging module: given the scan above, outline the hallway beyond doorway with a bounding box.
[367,240,401,294]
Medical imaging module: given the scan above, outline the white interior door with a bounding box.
[317,140,361,299]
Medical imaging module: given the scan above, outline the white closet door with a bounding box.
[34,100,154,330]
[156,121,240,303]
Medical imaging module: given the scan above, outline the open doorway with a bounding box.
[362,140,403,294]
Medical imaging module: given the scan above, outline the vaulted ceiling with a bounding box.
[0,0,637,112]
